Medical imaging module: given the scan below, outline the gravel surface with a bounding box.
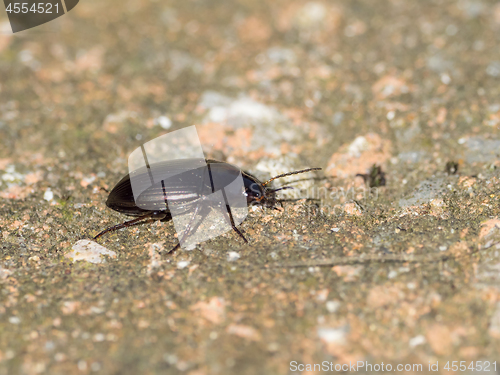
[1,0,500,374]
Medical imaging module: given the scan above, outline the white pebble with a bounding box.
[177,260,190,269]
[227,251,240,262]
[326,301,341,313]
[409,335,426,348]
[440,73,451,85]
[407,282,416,289]
[317,327,346,345]
[93,333,105,342]
[44,188,54,202]
[155,116,172,129]
[184,243,196,251]
[66,240,117,264]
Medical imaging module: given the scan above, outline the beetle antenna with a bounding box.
[271,186,294,193]
[263,168,322,186]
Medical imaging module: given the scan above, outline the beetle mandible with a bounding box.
[94,158,321,253]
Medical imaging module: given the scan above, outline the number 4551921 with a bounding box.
[444,361,496,372]
[5,3,61,14]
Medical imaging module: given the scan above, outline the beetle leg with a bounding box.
[93,211,166,240]
[93,214,152,240]
[222,204,248,243]
[167,200,248,253]
[166,243,180,254]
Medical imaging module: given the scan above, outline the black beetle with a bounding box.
[94,158,320,253]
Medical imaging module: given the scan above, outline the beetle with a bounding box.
[93,158,320,253]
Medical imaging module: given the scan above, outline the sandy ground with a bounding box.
[1,0,500,374]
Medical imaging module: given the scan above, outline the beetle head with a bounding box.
[243,166,321,209]
[245,182,279,208]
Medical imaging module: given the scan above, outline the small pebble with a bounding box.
[43,188,54,202]
[227,251,240,261]
[325,301,341,313]
[66,240,117,264]
[93,333,105,342]
[409,335,426,348]
[154,116,172,129]
[184,243,196,251]
[388,270,398,279]
[177,260,190,269]
[317,327,347,345]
